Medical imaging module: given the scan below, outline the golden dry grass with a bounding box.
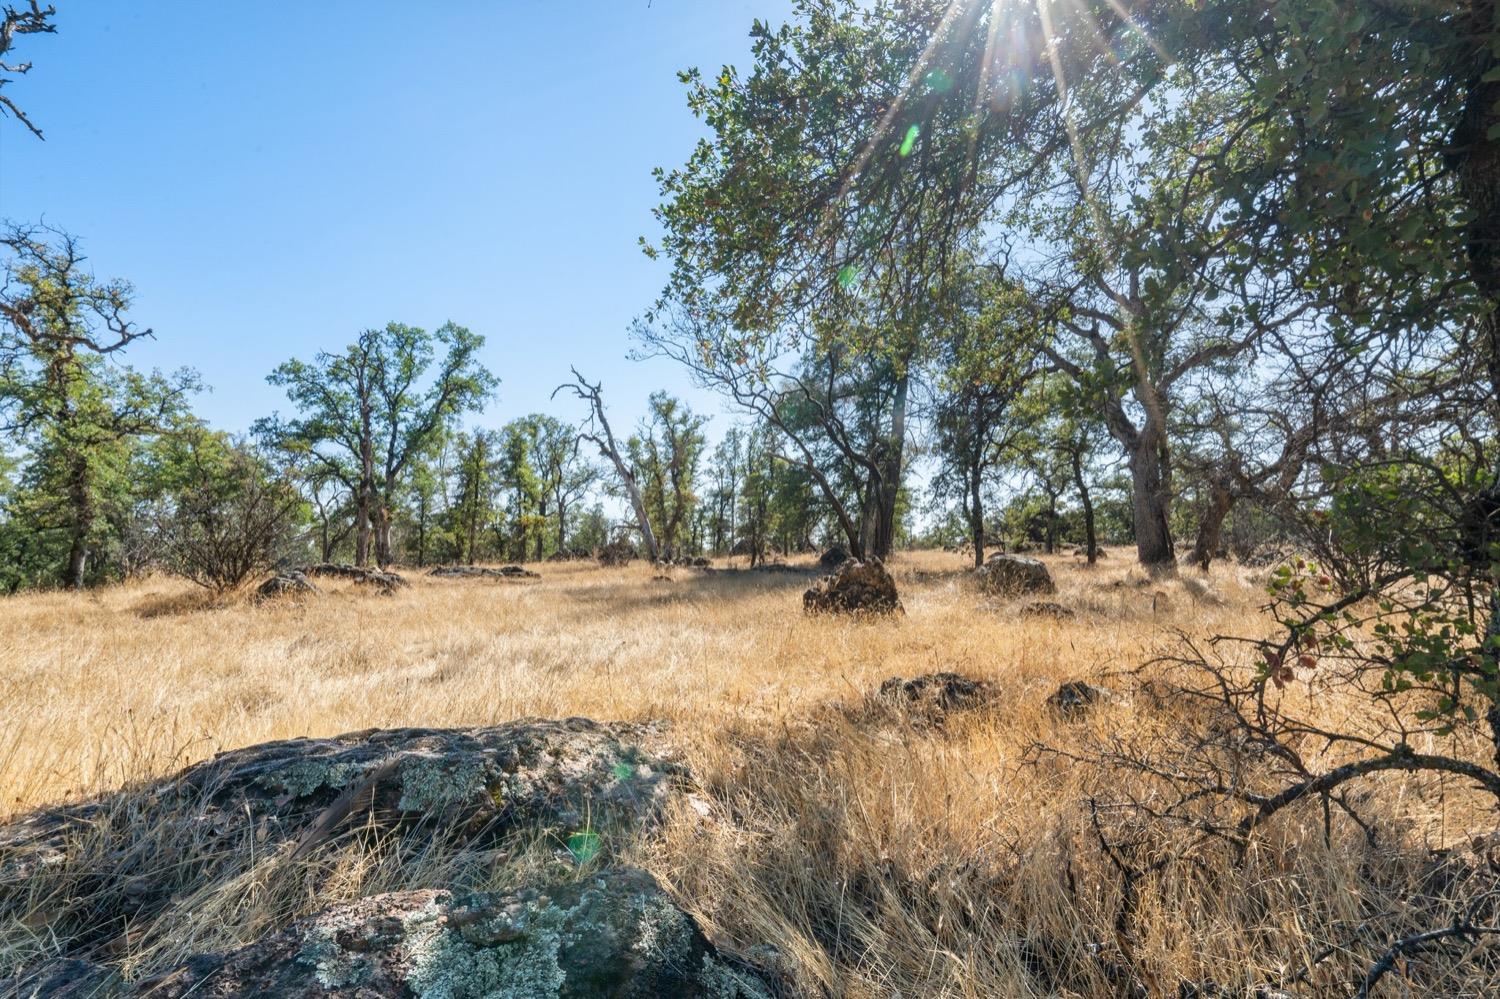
[1,550,1496,996]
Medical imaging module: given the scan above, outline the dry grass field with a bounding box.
[2,551,1496,996]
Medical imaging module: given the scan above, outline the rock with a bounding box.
[1020,601,1075,620]
[300,563,408,591]
[136,868,776,998]
[878,673,993,714]
[976,553,1056,596]
[256,572,320,600]
[802,558,903,615]
[428,565,541,580]
[546,548,591,563]
[818,545,851,569]
[728,538,759,557]
[1,958,117,998]
[597,541,638,567]
[0,720,683,934]
[1047,681,1113,718]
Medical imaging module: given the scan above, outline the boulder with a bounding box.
[428,565,541,580]
[1047,681,1113,718]
[802,558,903,615]
[127,869,777,998]
[256,572,319,600]
[0,720,681,904]
[1020,601,1075,620]
[976,553,1056,596]
[878,673,993,714]
[818,545,851,570]
[300,563,408,592]
[1,958,117,998]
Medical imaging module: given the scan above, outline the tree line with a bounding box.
[7,208,1237,597]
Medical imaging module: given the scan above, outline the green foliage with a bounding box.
[153,429,309,592]
[626,393,707,556]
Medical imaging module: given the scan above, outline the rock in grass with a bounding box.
[802,558,903,615]
[818,545,851,569]
[1047,681,1113,718]
[878,672,994,714]
[428,565,541,580]
[256,571,320,600]
[1019,601,1075,620]
[300,563,408,591]
[975,553,1056,596]
[136,868,777,999]
[0,719,681,887]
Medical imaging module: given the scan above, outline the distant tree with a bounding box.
[154,430,307,593]
[256,322,494,567]
[0,225,195,588]
[705,427,746,554]
[554,369,660,561]
[450,429,497,565]
[528,414,596,556]
[627,392,706,559]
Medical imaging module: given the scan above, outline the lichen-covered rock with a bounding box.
[878,673,994,715]
[0,958,117,998]
[1019,601,1075,620]
[1047,681,1114,717]
[818,546,850,570]
[1,719,681,893]
[300,563,408,591]
[429,565,541,580]
[138,869,776,999]
[256,572,320,600]
[976,553,1055,596]
[803,558,903,615]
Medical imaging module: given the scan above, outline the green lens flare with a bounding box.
[899,124,920,157]
[567,830,601,864]
[836,264,859,289]
[924,68,954,93]
[611,760,634,780]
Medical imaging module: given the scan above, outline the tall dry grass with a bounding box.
[1,551,1495,995]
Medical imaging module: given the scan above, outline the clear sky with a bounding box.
[1,1,794,437]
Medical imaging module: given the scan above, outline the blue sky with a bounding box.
[2,1,794,437]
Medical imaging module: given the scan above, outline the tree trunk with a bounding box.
[64,453,92,589]
[1044,489,1058,554]
[416,500,428,568]
[1458,0,1500,705]
[1071,449,1097,565]
[373,504,393,567]
[871,370,910,560]
[556,497,568,553]
[968,458,985,569]
[1127,431,1175,570]
[1190,475,1235,571]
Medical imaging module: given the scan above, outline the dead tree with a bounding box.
[0,2,56,139]
[552,368,659,561]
